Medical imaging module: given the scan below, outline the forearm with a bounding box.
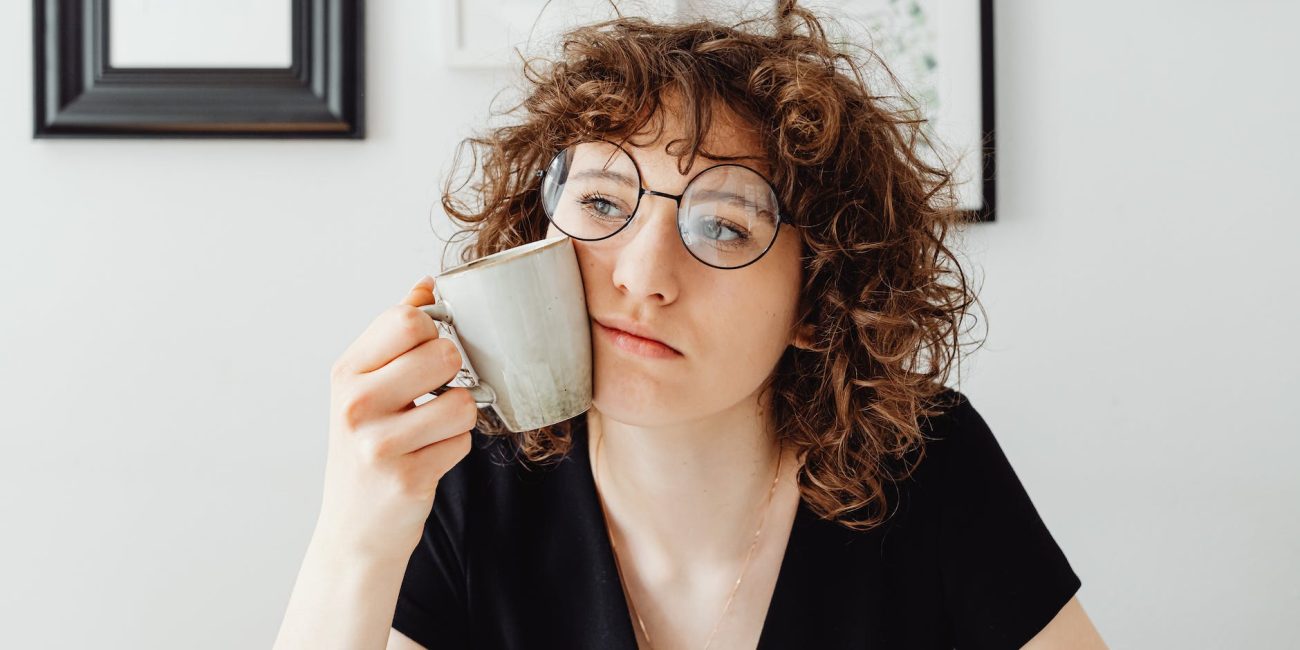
[273,534,414,650]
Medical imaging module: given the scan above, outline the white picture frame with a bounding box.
[443,0,993,218]
[445,0,784,70]
[801,0,993,216]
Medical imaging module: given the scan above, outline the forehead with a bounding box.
[617,98,770,177]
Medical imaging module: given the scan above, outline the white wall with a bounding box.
[1,1,1296,648]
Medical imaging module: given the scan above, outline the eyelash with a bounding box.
[577,192,628,220]
[575,191,753,243]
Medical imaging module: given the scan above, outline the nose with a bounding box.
[609,192,684,305]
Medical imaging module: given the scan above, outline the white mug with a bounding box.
[420,235,592,432]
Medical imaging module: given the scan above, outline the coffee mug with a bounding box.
[420,235,592,432]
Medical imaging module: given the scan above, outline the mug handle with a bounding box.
[419,303,498,407]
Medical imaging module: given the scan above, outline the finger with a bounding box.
[357,337,463,415]
[337,304,441,377]
[403,428,475,480]
[377,387,480,457]
[401,275,436,308]
[358,387,480,460]
[405,428,474,478]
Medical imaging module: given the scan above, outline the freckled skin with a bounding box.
[544,104,805,428]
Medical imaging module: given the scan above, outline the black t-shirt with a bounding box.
[391,389,1081,649]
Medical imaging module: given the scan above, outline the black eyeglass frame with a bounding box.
[533,138,791,270]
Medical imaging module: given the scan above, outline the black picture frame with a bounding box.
[975,0,996,223]
[33,0,364,138]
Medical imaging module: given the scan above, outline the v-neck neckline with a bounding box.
[570,418,814,649]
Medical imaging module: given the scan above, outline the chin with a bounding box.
[590,362,692,426]
[589,398,691,428]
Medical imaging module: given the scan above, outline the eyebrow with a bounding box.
[568,168,775,212]
[568,168,637,187]
[689,189,774,212]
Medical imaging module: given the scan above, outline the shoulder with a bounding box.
[909,390,1085,647]
[909,386,1006,480]
[884,386,1041,531]
[917,386,984,443]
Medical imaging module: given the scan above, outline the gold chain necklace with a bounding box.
[592,431,783,650]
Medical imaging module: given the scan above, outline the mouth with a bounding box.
[593,319,682,358]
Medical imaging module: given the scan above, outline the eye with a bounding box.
[693,216,750,242]
[578,193,627,220]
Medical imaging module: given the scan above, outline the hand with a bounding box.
[315,275,477,561]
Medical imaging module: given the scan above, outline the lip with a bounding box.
[593,317,682,358]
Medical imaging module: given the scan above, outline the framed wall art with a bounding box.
[33,0,365,138]
[814,0,996,221]
[442,0,993,220]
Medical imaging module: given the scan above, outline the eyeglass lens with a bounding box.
[539,141,781,269]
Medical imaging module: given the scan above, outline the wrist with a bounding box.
[309,516,423,568]
[306,533,415,577]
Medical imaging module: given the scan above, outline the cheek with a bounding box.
[723,299,794,359]
[692,282,796,372]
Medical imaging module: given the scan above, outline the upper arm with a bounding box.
[388,627,428,650]
[1021,596,1108,649]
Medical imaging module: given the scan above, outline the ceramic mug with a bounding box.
[420,235,592,432]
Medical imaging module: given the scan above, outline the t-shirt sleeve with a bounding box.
[931,392,1083,649]
[390,447,474,649]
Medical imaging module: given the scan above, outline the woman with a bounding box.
[276,2,1107,648]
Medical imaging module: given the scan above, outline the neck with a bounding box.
[586,394,791,574]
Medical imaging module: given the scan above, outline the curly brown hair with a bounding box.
[436,0,985,531]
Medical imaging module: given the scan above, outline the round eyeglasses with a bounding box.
[535,140,788,270]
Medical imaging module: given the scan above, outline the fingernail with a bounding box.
[411,274,434,291]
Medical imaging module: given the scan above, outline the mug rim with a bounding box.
[436,235,569,280]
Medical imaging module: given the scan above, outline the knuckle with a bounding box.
[395,305,431,339]
[329,357,350,381]
[457,429,474,452]
[428,387,474,427]
[356,434,389,464]
[385,302,412,319]
[463,407,480,435]
[447,430,473,460]
[338,389,371,430]
[460,390,481,421]
[445,386,473,410]
[437,338,462,369]
[449,389,480,430]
